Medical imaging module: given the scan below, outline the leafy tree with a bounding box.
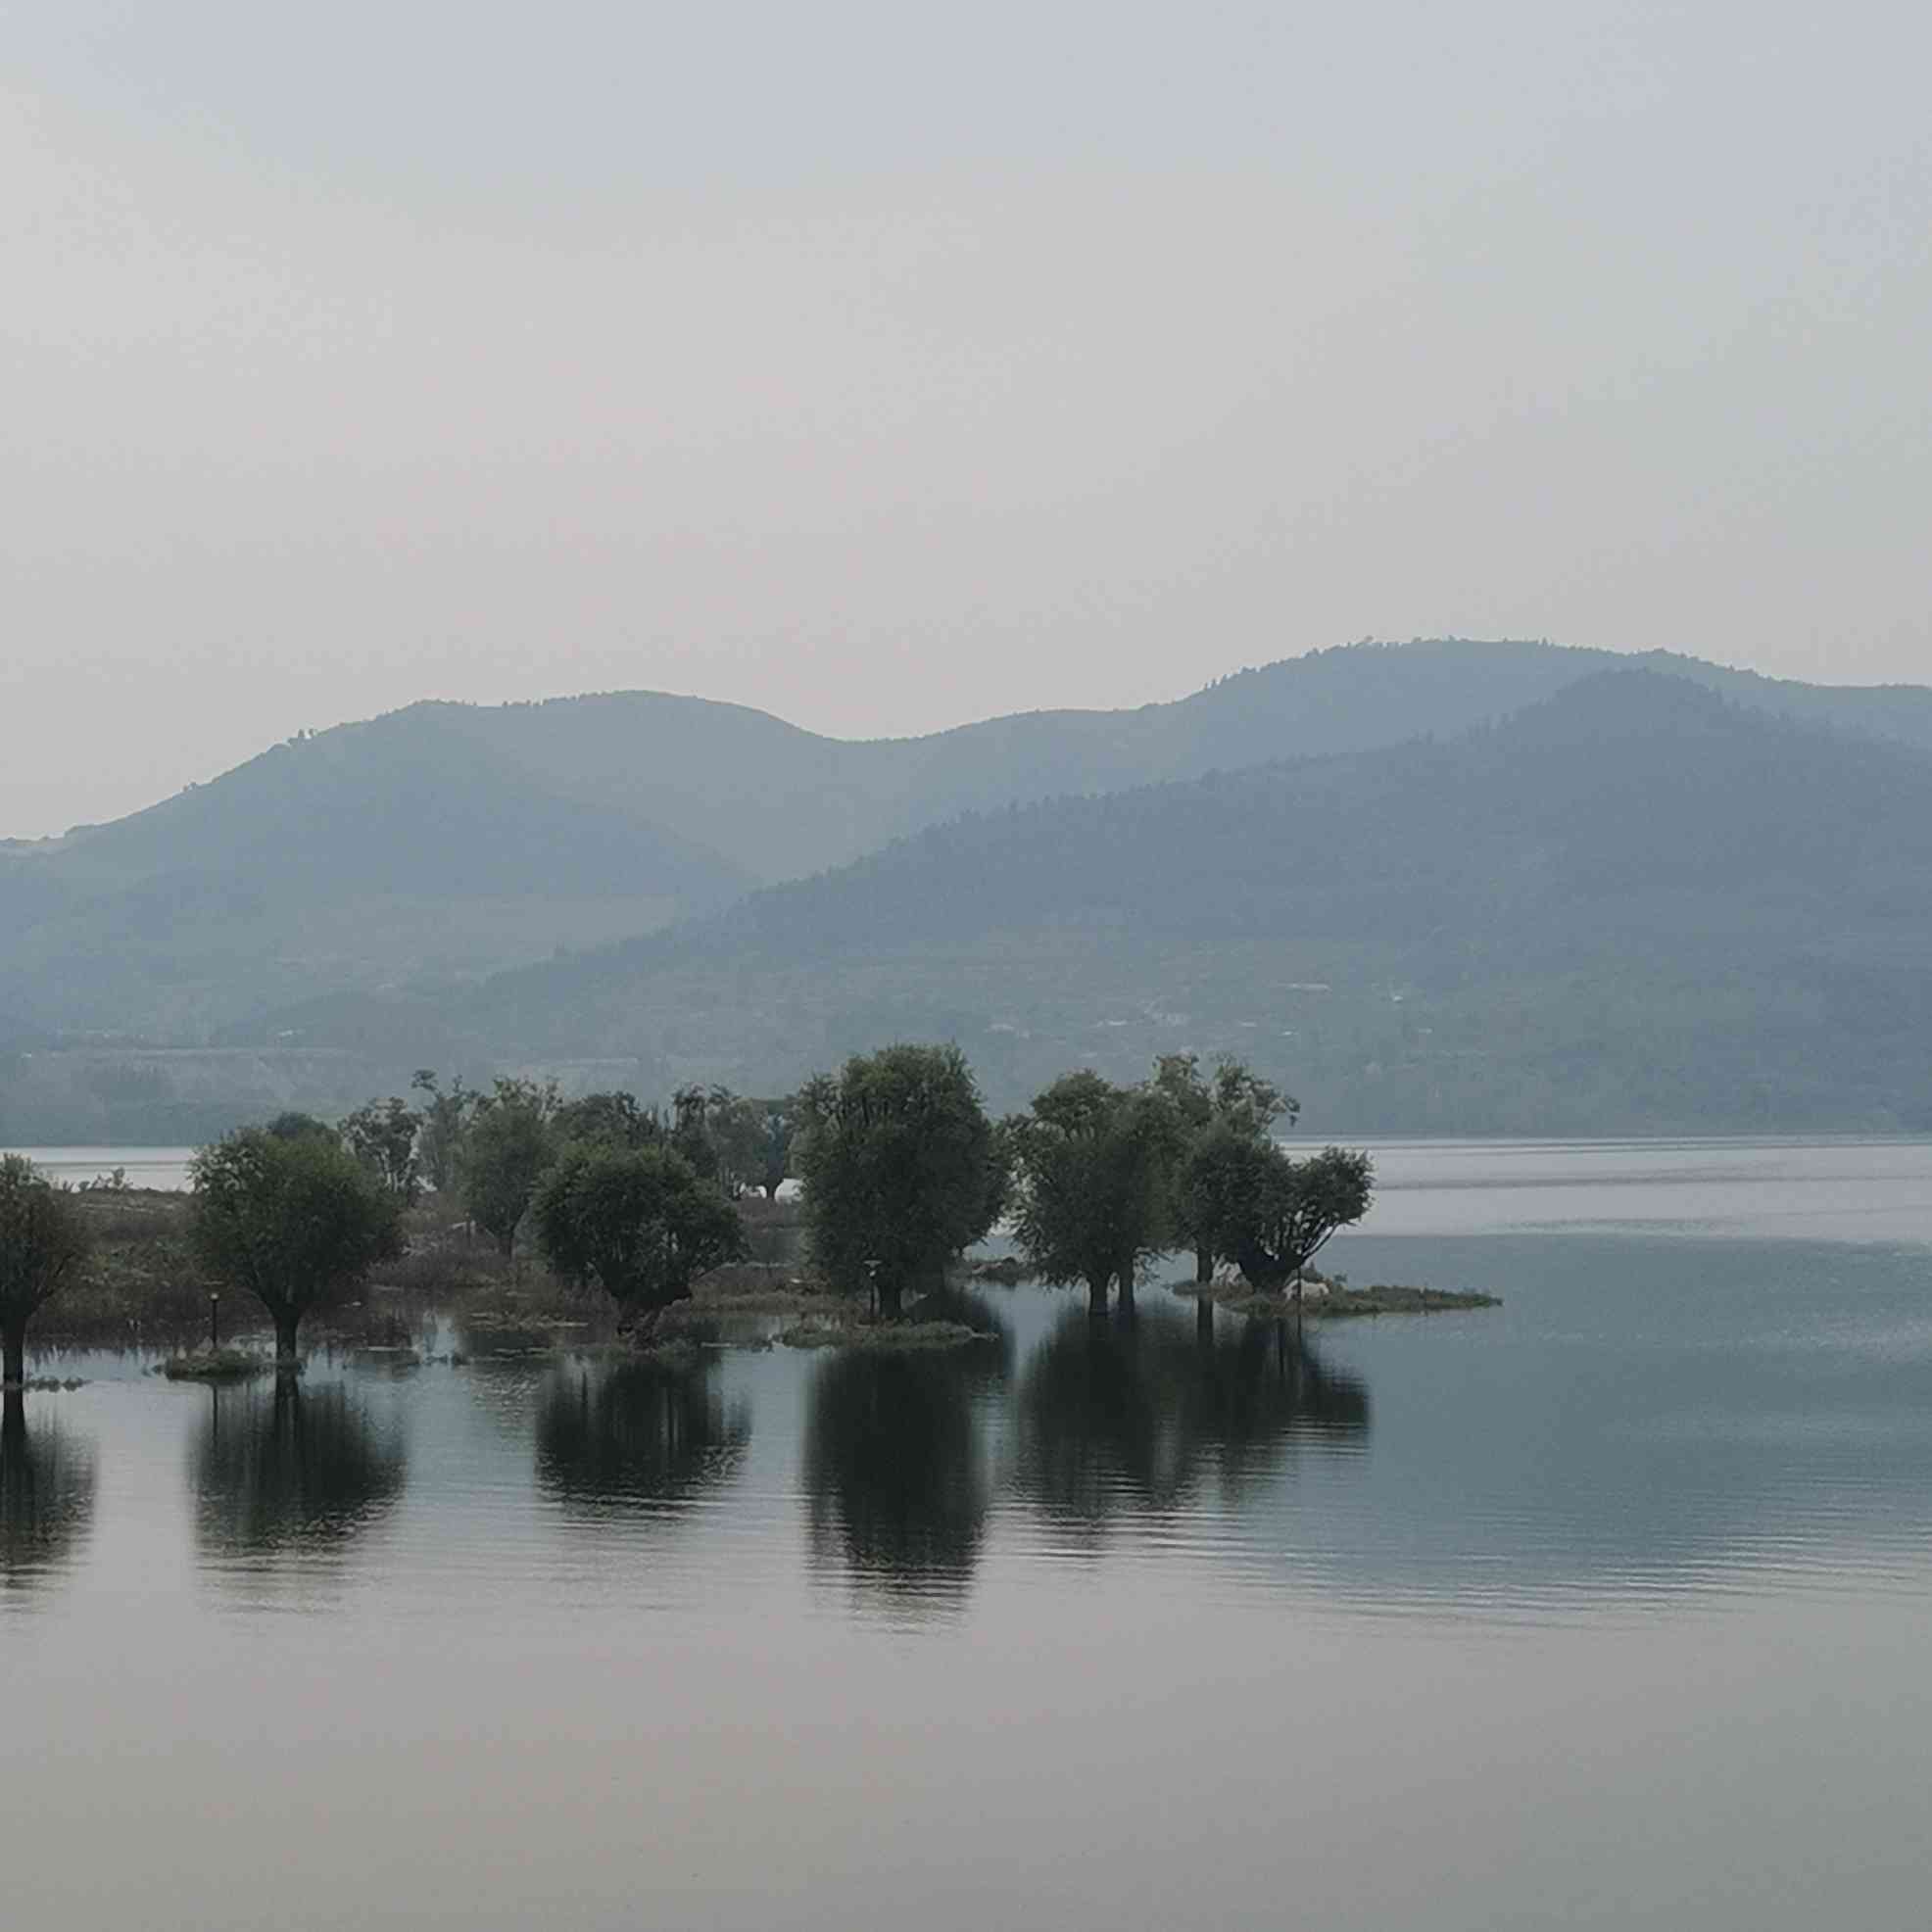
[188,1130,404,1362]
[341,1095,424,1205]
[552,1088,661,1152]
[1153,1054,1298,1282]
[796,1044,1006,1318]
[460,1089,556,1257]
[1201,1141,1375,1297]
[0,1155,91,1388]
[530,1142,745,1324]
[670,1085,724,1186]
[1007,1073,1182,1315]
[264,1111,340,1145]
[411,1071,482,1194]
[707,1091,799,1200]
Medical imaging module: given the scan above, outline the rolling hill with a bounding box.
[7,642,1932,1138]
[403,666,1932,1132]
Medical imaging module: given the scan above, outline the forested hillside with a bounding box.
[7,643,1932,1138]
[403,667,1932,1132]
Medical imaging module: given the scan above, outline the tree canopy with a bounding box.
[797,1044,1006,1317]
[530,1142,744,1322]
[0,1155,91,1387]
[189,1129,404,1360]
[1007,1073,1182,1313]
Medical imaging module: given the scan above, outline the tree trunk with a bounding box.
[1195,1245,1213,1285]
[1087,1276,1110,1317]
[1196,1295,1215,1345]
[2,1314,25,1389]
[877,1276,904,1321]
[273,1305,303,1366]
[1116,1260,1135,1313]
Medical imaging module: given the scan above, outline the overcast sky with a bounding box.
[4,1,1928,836]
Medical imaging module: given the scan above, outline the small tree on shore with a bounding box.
[0,1155,91,1388]
[460,1080,559,1256]
[1008,1074,1181,1315]
[411,1071,482,1194]
[341,1095,424,1205]
[1206,1142,1375,1298]
[531,1143,744,1327]
[797,1045,1006,1318]
[189,1130,404,1362]
[1153,1054,1297,1283]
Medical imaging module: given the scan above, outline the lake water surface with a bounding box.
[6,1138,1932,1929]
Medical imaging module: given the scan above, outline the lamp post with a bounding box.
[209,1291,220,1351]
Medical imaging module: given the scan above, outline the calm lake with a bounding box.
[6,1136,1932,1930]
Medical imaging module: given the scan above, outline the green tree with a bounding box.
[1203,1141,1375,1298]
[264,1111,340,1146]
[552,1089,661,1152]
[411,1071,482,1194]
[460,1087,557,1257]
[706,1091,799,1200]
[1008,1073,1181,1315]
[341,1095,424,1205]
[1153,1054,1298,1283]
[189,1130,404,1363]
[530,1142,745,1326]
[797,1044,1006,1318]
[0,1155,91,1388]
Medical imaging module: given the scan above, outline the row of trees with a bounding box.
[0,1043,1371,1382]
[333,1075,801,1219]
[797,1044,1373,1320]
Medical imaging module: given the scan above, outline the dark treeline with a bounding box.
[1,1039,1371,1379]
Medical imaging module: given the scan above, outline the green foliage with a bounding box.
[411,1071,482,1194]
[706,1090,799,1200]
[530,1143,745,1317]
[0,1154,91,1381]
[459,1088,557,1257]
[1204,1142,1375,1292]
[1007,1074,1183,1306]
[796,1044,1006,1317]
[264,1111,339,1145]
[1154,1054,1299,1278]
[551,1088,661,1151]
[188,1130,404,1356]
[340,1094,424,1204]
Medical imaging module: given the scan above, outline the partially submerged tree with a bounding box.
[531,1143,744,1326]
[341,1095,424,1205]
[1153,1054,1298,1283]
[0,1155,91,1388]
[189,1130,404,1363]
[1008,1073,1181,1315]
[796,1044,1006,1318]
[460,1080,560,1256]
[1205,1142,1375,1298]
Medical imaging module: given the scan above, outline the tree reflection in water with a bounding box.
[1017,1303,1368,1542]
[536,1357,749,1517]
[802,1289,1011,1616]
[0,1389,97,1602]
[191,1377,408,1573]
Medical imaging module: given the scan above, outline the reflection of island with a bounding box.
[535,1358,749,1515]
[191,1379,408,1570]
[0,1390,97,1600]
[1016,1304,1369,1540]
[802,1291,1011,1614]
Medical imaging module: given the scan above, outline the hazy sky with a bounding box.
[5,1,1928,836]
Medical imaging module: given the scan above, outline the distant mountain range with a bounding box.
[6,641,1931,1139]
